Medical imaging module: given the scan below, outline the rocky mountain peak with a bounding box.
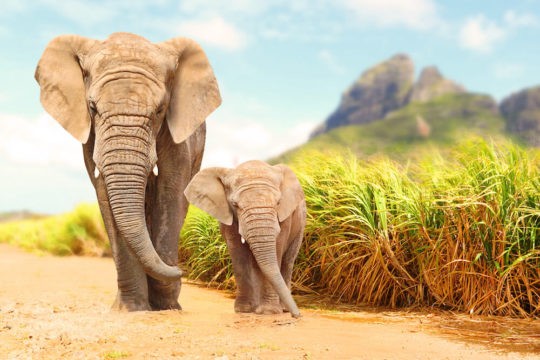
[410,66,465,103]
[311,53,414,138]
[309,53,539,148]
[500,86,540,146]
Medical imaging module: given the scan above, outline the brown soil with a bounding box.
[0,244,538,359]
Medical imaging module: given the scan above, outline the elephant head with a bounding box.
[35,33,221,282]
[184,160,304,318]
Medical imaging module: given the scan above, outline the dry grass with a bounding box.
[182,138,540,317]
[1,138,538,317]
[179,206,235,289]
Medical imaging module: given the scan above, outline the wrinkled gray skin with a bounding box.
[35,32,221,311]
[185,160,306,318]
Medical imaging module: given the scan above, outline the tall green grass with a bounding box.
[179,206,234,289]
[0,138,538,317]
[0,203,109,256]
[182,138,540,317]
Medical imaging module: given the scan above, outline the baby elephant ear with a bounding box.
[35,35,97,143]
[184,167,233,225]
[275,164,305,222]
[159,37,222,144]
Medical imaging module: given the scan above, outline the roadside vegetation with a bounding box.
[181,137,540,317]
[0,203,109,256]
[1,138,538,317]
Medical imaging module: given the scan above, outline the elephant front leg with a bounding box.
[146,193,183,311]
[255,278,283,315]
[146,126,206,310]
[279,233,303,313]
[145,169,187,310]
[97,195,151,311]
[221,223,260,313]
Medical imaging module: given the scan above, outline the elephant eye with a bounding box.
[88,100,98,117]
[156,104,166,117]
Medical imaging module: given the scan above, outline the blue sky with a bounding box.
[0,0,539,213]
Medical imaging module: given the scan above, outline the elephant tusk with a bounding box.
[94,167,100,178]
[153,165,159,176]
[241,237,246,244]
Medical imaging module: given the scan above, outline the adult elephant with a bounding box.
[35,32,221,311]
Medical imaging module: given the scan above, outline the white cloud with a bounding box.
[458,11,537,54]
[177,17,248,51]
[339,0,441,30]
[503,10,538,28]
[318,49,345,74]
[204,111,317,168]
[459,15,506,53]
[0,112,83,170]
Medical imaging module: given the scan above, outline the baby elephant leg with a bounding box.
[225,231,260,313]
[279,231,303,312]
[255,278,283,315]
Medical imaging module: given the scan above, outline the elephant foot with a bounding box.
[112,294,151,312]
[255,303,283,315]
[148,278,181,311]
[234,299,255,313]
[149,298,182,311]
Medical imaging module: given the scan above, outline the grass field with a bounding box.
[0,203,109,257]
[1,138,538,317]
[182,138,540,317]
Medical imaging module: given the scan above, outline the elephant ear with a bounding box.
[275,164,305,222]
[159,37,222,144]
[184,167,233,225]
[35,35,97,143]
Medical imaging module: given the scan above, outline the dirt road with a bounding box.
[0,244,538,359]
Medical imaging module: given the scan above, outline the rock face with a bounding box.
[410,66,465,103]
[500,86,540,147]
[311,54,414,138]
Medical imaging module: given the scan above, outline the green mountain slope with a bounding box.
[275,93,513,163]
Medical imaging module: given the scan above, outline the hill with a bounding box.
[302,53,539,159]
[500,85,540,147]
[270,54,540,162]
[275,92,510,163]
[0,210,46,223]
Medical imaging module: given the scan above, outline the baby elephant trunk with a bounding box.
[242,210,301,318]
[249,237,300,318]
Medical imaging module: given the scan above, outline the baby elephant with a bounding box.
[185,160,306,318]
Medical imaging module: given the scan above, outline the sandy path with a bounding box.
[0,244,538,359]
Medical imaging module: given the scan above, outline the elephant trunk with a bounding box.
[241,208,301,318]
[98,117,182,282]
